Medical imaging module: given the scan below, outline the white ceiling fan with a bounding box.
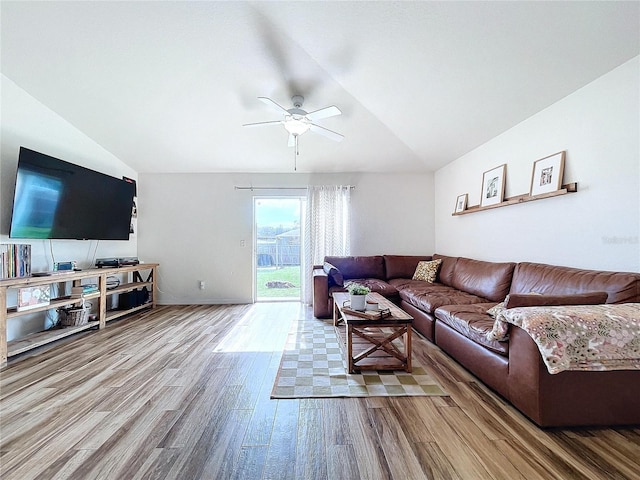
[243,95,344,148]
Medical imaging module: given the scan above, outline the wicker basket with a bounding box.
[58,300,90,327]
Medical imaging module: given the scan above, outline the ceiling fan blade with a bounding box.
[309,123,344,142]
[258,97,290,115]
[306,105,342,121]
[243,120,283,127]
[288,134,296,147]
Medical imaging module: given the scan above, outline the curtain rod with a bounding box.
[234,185,355,191]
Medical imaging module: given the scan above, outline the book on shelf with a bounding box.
[71,287,84,298]
[1,243,31,279]
[17,285,51,312]
[71,284,99,298]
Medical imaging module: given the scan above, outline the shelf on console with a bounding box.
[452,182,577,216]
[1,270,93,288]
[6,292,101,319]
[7,321,100,357]
[107,281,153,297]
[106,302,153,322]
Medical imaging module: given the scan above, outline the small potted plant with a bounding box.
[346,282,370,311]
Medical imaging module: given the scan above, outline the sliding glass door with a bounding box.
[254,197,303,301]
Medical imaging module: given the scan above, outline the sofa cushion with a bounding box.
[412,259,442,283]
[323,262,344,287]
[435,303,509,355]
[397,280,488,314]
[384,255,432,280]
[324,255,385,280]
[505,292,608,309]
[432,254,458,286]
[450,257,516,302]
[387,277,416,289]
[510,262,640,304]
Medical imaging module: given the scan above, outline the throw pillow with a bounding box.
[323,262,344,287]
[505,292,608,309]
[412,259,442,283]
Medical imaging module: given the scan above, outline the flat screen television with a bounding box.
[9,147,135,240]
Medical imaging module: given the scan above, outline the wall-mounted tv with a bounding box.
[9,147,135,240]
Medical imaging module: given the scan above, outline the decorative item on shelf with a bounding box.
[480,164,507,207]
[1,243,31,279]
[454,193,468,213]
[366,299,379,311]
[530,151,565,196]
[57,299,91,327]
[106,276,121,290]
[345,282,371,311]
[17,285,51,312]
[118,287,150,309]
[53,261,76,271]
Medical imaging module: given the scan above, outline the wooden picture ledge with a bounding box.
[452,182,578,216]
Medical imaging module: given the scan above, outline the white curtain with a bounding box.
[302,185,351,304]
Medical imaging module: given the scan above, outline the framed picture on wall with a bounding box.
[530,151,565,196]
[454,194,468,213]
[480,164,506,207]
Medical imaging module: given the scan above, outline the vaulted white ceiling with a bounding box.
[2,1,638,173]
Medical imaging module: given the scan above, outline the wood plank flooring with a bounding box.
[1,303,639,479]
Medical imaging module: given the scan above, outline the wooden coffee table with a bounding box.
[333,292,413,373]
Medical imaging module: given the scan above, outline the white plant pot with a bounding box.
[350,294,367,311]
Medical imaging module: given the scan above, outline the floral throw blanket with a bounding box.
[487,303,640,374]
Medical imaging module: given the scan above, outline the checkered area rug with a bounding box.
[271,318,448,398]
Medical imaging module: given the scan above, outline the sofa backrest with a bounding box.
[432,253,458,286]
[449,257,516,302]
[510,262,640,304]
[383,255,432,280]
[324,255,385,280]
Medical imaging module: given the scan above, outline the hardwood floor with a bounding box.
[1,303,639,479]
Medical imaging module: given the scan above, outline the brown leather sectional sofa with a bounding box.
[312,254,640,427]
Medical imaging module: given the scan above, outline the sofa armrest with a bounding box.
[507,326,545,423]
[508,325,640,427]
[313,267,331,318]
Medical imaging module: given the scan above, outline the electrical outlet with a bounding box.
[199,280,205,290]
[240,239,246,247]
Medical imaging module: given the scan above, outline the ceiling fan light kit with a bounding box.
[283,115,310,136]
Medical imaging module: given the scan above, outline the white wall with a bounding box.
[435,57,640,272]
[138,172,434,304]
[1,75,138,339]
